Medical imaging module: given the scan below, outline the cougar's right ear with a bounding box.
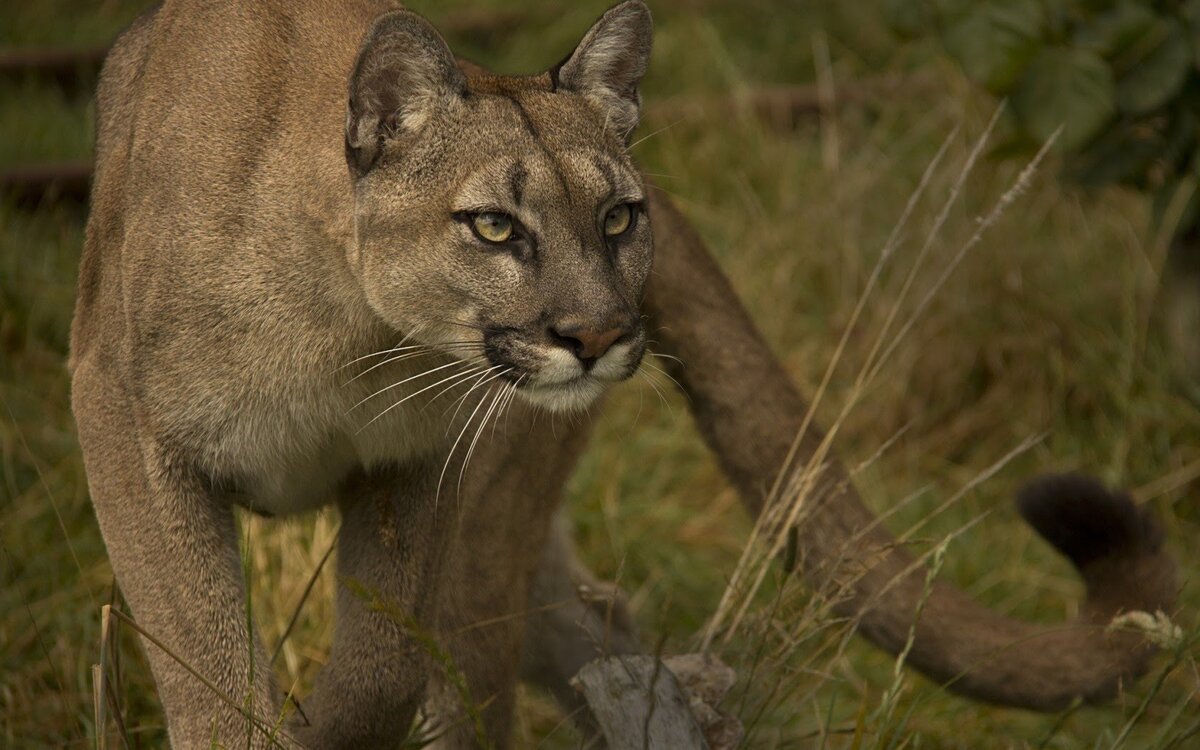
[552,1,653,141]
[346,11,467,178]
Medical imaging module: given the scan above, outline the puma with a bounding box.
[70,0,1177,747]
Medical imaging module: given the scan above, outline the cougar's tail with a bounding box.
[840,473,1176,709]
[645,191,1178,710]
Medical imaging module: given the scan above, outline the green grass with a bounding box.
[2,1,1198,748]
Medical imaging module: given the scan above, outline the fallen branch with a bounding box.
[0,46,108,89]
[0,72,926,209]
[646,75,926,130]
[0,161,92,207]
[0,8,523,88]
[573,653,741,750]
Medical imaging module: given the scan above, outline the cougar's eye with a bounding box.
[603,203,636,237]
[471,212,515,244]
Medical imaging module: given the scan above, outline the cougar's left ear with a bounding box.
[552,1,653,140]
[346,10,467,177]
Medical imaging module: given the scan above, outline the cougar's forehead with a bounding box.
[452,149,641,219]
[450,91,643,216]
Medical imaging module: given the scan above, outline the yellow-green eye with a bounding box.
[472,212,514,243]
[603,204,635,237]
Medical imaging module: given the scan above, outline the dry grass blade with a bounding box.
[706,117,1060,651]
[875,534,953,728]
[2,395,98,610]
[270,532,338,667]
[91,664,104,750]
[1134,457,1200,502]
[864,126,1063,386]
[854,106,1005,391]
[759,124,961,516]
[702,124,961,649]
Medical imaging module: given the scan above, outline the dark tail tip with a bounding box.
[1016,473,1163,570]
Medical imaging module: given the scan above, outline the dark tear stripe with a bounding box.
[508,161,527,206]
[592,151,642,316]
[505,94,574,203]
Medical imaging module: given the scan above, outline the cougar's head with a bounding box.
[345,1,653,413]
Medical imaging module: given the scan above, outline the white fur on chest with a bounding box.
[203,354,470,516]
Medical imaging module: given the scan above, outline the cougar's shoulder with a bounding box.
[72,0,421,510]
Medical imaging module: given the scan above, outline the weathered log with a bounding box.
[0,161,92,207]
[0,46,108,90]
[573,654,741,750]
[645,75,925,131]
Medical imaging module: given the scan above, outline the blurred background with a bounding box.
[2,0,1198,747]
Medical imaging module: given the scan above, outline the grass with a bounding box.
[2,0,1199,747]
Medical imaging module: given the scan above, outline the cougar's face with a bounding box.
[346,4,655,412]
[356,93,650,413]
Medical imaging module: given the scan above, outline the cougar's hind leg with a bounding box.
[72,367,283,749]
[518,510,641,726]
[289,462,456,749]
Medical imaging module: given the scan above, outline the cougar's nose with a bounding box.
[548,319,631,364]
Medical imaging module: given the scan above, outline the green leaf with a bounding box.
[1152,175,1200,241]
[881,0,930,38]
[1072,2,1156,58]
[1043,0,1069,39]
[1115,19,1192,115]
[1012,47,1116,150]
[1160,104,1197,172]
[932,0,973,23]
[1067,120,1161,188]
[938,0,1045,93]
[987,132,1041,161]
[1181,0,1200,69]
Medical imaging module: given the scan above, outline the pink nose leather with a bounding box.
[551,323,628,361]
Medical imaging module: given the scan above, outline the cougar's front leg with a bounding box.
[72,366,282,749]
[425,413,613,749]
[290,462,453,749]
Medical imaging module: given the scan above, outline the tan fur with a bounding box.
[72,2,1176,748]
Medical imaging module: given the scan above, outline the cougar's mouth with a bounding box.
[478,333,645,413]
[517,374,610,412]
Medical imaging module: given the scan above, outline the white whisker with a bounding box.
[629,118,683,151]
[443,366,508,426]
[501,375,526,437]
[419,359,491,411]
[493,379,520,440]
[645,350,685,367]
[336,343,422,374]
[637,369,672,413]
[336,336,477,375]
[640,360,686,397]
[356,362,482,432]
[344,348,448,386]
[352,359,467,410]
[437,380,502,503]
[335,322,437,371]
[458,384,508,495]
